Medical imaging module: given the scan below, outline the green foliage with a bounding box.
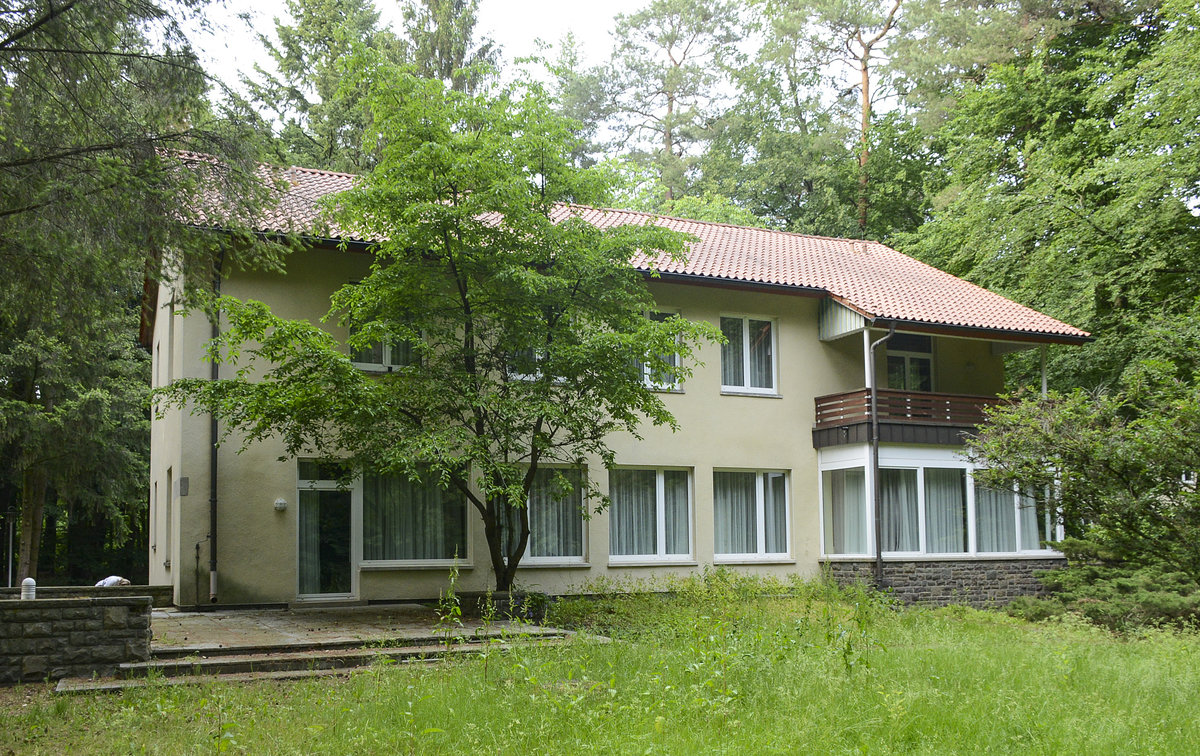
[162,64,720,592]
[969,353,1200,582]
[398,0,499,93]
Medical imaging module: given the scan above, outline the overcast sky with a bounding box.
[196,0,646,92]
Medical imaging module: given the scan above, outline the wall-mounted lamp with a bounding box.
[274,497,288,512]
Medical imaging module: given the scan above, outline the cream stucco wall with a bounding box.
[149,246,1013,606]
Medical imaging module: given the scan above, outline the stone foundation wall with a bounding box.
[823,558,1067,607]
[0,584,173,606]
[0,597,152,683]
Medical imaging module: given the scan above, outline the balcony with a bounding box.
[813,389,1005,448]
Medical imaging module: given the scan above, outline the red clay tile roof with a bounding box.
[246,162,1089,343]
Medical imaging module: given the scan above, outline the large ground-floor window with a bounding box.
[820,456,1060,557]
[502,467,587,564]
[609,468,691,561]
[362,471,467,563]
[714,470,789,560]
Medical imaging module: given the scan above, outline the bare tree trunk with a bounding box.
[857,53,871,238]
[663,92,676,202]
[17,467,46,582]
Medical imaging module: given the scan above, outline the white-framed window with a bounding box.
[362,470,468,565]
[350,331,415,372]
[713,470,789,560]
[504,466,587,565]
[636,311,680,390]
[885,333,933,391]
[818,458,1061,557]
[720,316,776,394]
[608,468,691,562]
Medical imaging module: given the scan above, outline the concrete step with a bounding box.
[150,626,569,660]
[55,663,422,694]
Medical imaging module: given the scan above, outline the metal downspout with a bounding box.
[869,324,896,588]
[209,254,223,603]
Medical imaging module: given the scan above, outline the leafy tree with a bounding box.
[162,62,718,592]
[398,0,500,93]
[245,0,404,172]
[606,0,742,205]
[969,352,1200,584]
[896,3,1197,389]
[0,0,282,580]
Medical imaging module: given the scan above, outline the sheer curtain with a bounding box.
[298,490,321,594]
[663,470,690,555]
[924,468,967,554]
[363,472,466,561]
[720,318,744,385]
[528,468,584,558]
[714,471,757,554]
[1018,488,1048,550]
[975,485,1016,552]
[763,472,787,553]
[881,469,919,551]
[610,469,657,556]
[823,468,867,554]
[749,320,773,389]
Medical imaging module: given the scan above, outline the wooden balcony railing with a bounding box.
[814,389,1004,429]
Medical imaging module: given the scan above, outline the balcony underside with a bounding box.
[813,389,1002,449]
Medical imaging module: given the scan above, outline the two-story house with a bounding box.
[148,165,1089,608]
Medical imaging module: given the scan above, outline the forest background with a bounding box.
[1,0,1196,585]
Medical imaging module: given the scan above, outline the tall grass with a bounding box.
[5,572,1200,754]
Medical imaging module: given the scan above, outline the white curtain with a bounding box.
[881,469,919,551]
[715,471,757,554]
[363,472,466,561]
[763,472,787,553]
[924,468,967,554]
[664,470,689,555]
[1018,488,1048,550]
[720,318,744,385]
[299,490,321,594]
[976,485,1016,552]
[610,469,657,556]
[749,320,773,389]
[528,468,584,558]
[822,468,866,554]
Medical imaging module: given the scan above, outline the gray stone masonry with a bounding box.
[0,596,152,683]
[823,558,1067,608]
[0,584,173,606]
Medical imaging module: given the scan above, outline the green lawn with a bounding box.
[4,575,1199,754]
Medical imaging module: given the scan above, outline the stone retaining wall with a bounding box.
[0,596,152,683]
[0,584,173,606]
[823,558,1067,607]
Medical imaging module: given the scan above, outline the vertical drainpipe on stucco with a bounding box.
[209,252,223,603]
[868,323,896,588]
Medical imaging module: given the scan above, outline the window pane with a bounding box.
[909,357,932,391]
[609,469,657,556]
[389,340,415,367]
[823,468,866,554]
[886,355,906,390]
[363,472,466,561]
[881,469,919,551]
[720,317,744,386]
[925,468,967,554]
[1018,487,1050,550]
[976,485,1017,552]
[749,320,773,389]
[528,468,584,558]
[298,489,351,595]
[714,471,757,554]
[663,470,690,555]
[763,472,787,553]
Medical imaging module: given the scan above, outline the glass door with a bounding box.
[298,489,353,596]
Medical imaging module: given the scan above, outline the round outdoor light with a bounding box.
[273,497,288,512]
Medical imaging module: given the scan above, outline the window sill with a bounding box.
[608,559,697,568]
[821,552,1065,561]
[714,557,794,565]
[720,389,782,399]
[360,561,473,571]
[516,561,591,569]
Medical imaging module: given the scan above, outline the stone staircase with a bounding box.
[55,629,572,694]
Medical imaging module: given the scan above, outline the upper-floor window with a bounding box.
[886,333,932,391]
[636,311,679,390]
[351,327,415,372]
[720,316,775,394]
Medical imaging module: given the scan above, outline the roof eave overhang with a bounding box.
[642,270,825,298]
[866,316,1093,346]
